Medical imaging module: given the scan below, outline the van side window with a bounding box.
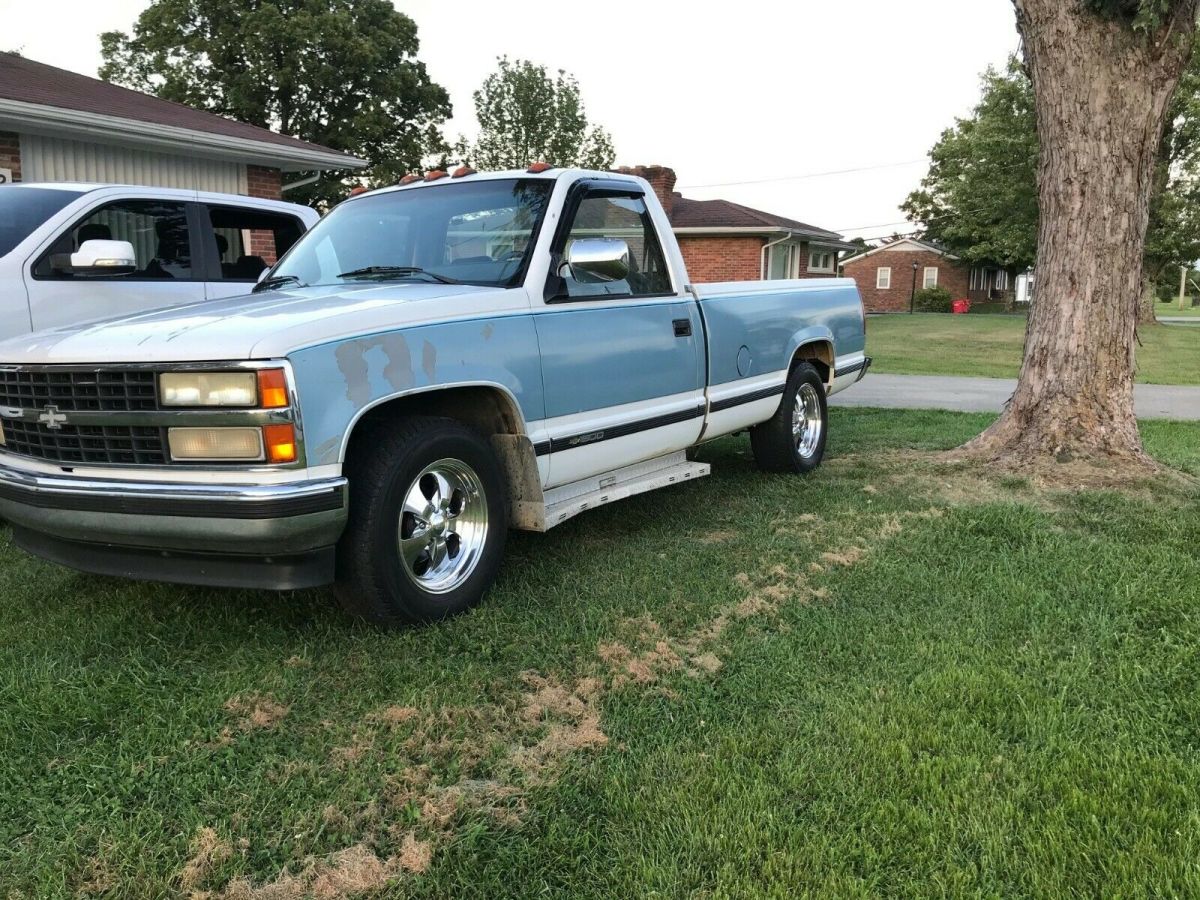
[205,206,305,281]
[35,201,192,280]
[556,193,671,300]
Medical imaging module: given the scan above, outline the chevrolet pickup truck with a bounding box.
[0,167,870,626]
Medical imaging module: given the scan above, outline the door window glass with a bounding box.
[35,200,191,280]
[206,206,305,281]
[558,193,671,299]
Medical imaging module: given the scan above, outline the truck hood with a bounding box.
[0,282,521,364]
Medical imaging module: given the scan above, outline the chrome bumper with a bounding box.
[0,461,347,558]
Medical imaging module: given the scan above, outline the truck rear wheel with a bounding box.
[750,362,828,474]
[335,416,508,627]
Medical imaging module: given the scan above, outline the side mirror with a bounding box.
[52,240,137,277]
[257,267,272,284]
[565,238,630,282]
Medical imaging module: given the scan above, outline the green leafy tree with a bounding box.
[461,58,615,171]
[902,58,1039,272]
[98,0,451,206]
[904,51,1200,322]
[957,0,1200,467]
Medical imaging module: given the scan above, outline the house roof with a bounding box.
[840,237,960,265]
[668,194,845,240]
[0,53,366,172]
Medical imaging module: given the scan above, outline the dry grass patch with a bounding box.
[223,693,290,732]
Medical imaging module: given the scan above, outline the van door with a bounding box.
[27,198,205,331]
[533,182,705,488]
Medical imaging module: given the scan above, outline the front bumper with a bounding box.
[0,461,347,589]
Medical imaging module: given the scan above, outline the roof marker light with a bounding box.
[526,162,554,174]
[452,165,477,178]
[399,174,421,185]
[424,170,448,181]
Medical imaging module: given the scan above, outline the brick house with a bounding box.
[616,165,855,283]
[0,53,363,199]
[841,237,1023,313]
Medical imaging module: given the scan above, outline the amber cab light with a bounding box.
[263,424,297,464]
[399,174,421,185]
[257,368,289,409]
[526,162,553,173]
[452,165,476,178]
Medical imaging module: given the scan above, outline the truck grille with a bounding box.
[2,420,168,466]
[0,368,159,412]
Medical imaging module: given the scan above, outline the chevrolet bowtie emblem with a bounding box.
[38,405,68,430]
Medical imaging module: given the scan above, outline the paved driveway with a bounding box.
[831,374,1200,420]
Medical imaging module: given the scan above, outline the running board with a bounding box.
[539,450,710,531]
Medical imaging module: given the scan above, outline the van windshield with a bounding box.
[0,187,83,259]
[268,178,553,289]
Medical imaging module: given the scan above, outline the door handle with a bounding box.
[673,318,692,337]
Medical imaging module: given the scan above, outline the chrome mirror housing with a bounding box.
[565,238,630,282]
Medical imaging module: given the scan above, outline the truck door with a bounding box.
[533,182,705,488]
[27,197,205,331]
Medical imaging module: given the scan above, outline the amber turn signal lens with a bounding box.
[263,424,297,464]
[257,369,289,409]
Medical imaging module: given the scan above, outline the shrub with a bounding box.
[912,286,953,313]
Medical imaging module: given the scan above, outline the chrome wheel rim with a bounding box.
[792,383,823,459]
[397,458,489,594]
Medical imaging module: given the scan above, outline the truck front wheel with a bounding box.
[335,416,508,627]
[750,362,828,474]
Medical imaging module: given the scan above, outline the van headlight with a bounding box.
[159,372,258,407]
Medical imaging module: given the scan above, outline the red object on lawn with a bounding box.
[952,299,971,315]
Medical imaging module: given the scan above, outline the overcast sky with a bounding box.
[7,0,1020,240]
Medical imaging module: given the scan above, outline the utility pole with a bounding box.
[1181,265,1189,312]
[910,262,919,314]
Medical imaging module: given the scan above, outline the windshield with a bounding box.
[270,178,554,289]
[0,187,83,259]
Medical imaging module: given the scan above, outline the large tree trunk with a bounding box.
[964,0,1197,465]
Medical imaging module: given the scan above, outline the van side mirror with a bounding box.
[51,240,137,276]
[564,238,630,282]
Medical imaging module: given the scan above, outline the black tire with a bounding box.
[335,416,508,627]
[750,363,829,474]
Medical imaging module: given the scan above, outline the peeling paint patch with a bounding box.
[422,340,437,383]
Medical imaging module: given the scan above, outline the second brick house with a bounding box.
[616,165,855,284]
[841,237,1021,313]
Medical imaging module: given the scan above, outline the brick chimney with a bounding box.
[615,165,677,216]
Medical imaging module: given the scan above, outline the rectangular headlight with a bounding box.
[160,372,257,407]
[167,427,264,461]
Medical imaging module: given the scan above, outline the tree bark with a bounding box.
[1139,275,1161,325]
[964,0,1197,464]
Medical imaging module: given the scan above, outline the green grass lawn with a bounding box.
[2,410,1199,897]
[1161,304,1200,318]
[868,313,1200,384]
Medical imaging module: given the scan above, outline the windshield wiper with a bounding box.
[252,273,305,293]
[337,266,460,285]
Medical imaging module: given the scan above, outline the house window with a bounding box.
[876,267,892,290]
[923,267,939,289]
[808,248,836,274]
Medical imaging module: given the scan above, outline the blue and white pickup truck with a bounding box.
[0,167,869,626]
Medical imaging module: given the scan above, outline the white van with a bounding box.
[0,183,320,336]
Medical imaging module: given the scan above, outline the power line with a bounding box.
[677,159,928,190]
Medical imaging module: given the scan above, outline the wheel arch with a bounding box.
[788,336,835,388]
[340,382,545,530]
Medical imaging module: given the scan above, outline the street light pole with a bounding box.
[910,261,919,314]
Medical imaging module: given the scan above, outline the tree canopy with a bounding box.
[901,58,1039,271]
[99,0,451,206]
[460,58,615,171]
[903,50,1200,289]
